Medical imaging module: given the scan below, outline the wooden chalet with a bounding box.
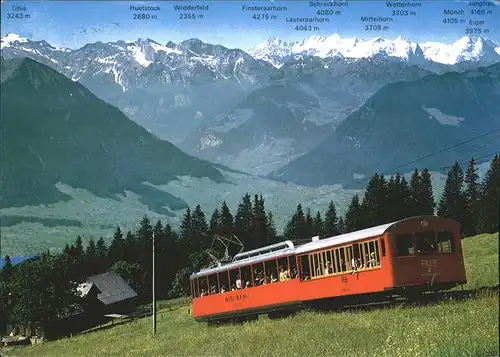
[4,271,138,340]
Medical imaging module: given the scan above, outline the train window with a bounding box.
[229,269,239,290]
[278,257,289,281]
[199,276,208,296]
[299,255,310,280]
[359,243,368,269]
[367,241,380,267]
[339,248,347,272]
[208,274,218,295]
[416,230,437,255]
[345,246,353,272]
[334,248,341,273]
[380,239,386,257]
[195,278,200,298]
[265,259,278,283]
[396,234,414,256]
[240,265,252,288]
[325,250,334,273]
[289,256,298,278]
[437,231,453,253]
[252,262,265,286]
[218,271,229,293]
[311,254,319,277]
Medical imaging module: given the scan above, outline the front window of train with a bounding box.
[395,230,455,256]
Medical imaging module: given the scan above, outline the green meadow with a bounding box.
[2,233,498,357]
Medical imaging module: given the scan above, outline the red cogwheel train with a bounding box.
[189,215,467,322]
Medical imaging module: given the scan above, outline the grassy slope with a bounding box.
[3,233,498,357]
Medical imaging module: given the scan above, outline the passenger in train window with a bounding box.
[220,285,226,293]
[270,273,278,283]
[367,252,377,267]
[253,269,260,285]
[231,284,237,291]
[339,258,346,272]
[211,285,217,294]
[279,266,287,281]
[324,261,332,275]
[291,267,298,279]
[258,271,265,285]
[200,289,207,297]
[245,281,251,288]
[351,258,360,274]
[236,275,243,289]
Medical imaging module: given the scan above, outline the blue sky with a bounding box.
[1,0,498,50]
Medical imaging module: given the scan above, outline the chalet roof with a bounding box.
[77,282,95,296]
[79,271,137,306]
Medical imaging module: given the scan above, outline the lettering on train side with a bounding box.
[224,292,249,303]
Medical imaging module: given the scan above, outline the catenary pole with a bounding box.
[152,231,156,334]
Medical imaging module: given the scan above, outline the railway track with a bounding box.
[209,284,498,325]
[308,284,499,313]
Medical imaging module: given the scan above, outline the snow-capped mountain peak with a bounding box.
[1,34,269,92]
[249,34,500,67]
[1,33,29,49]
[420,36,500,65]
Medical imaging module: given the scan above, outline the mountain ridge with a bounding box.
[249,34,500,68]
[1,57,225,213]
[270,62,500,186]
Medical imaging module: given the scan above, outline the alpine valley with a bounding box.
[1,33,499,256]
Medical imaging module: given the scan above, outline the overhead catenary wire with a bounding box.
[301,127,500,205]
[440,132,500,172]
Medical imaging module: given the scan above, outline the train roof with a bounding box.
[295,221,394,254]
[190,245,296,279]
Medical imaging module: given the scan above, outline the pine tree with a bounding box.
[96,237,107,272]
[408,169,420,216]
[219,201,234,239]
[361,174,389,226]
[180,207,193,250]
[312,211,324,236]
[192,205,209,251]
[283,204,307,240]
[123,230,135,262]
[407,169,435,216]
[419,169,435,215]
[85,239,97,275]
[337,216,345,234]
[437,162,467,230]
[480,154,500,233]
[234,194,254,247]
[252,195,268,249]
[108,226,124,264]
[304,208,314,238]
[137,215,153,244]
[464,158,480,236]
[399,175,412,219]
[74,236,84,259]
[1,255,14,282]
[266,211,278,243]
[344,195,363,233]
[324,201,339,237]
[294,204,307,238]
[386,175,398,222]
[209,208,221,238]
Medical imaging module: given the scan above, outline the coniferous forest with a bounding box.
[1,156,499,330]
